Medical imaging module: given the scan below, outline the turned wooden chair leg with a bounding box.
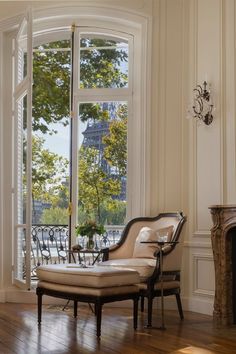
[147,295,153,328]
[133,297,139,330]
[175,293,184,320]
[37,291,42,325]
[140,295,144,312]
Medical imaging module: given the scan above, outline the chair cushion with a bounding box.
[97,258,156,282]
[36,264,140,288]
[132,226,174,259]
[137,280,180,291]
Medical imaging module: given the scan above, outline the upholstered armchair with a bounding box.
[98,212,186,327]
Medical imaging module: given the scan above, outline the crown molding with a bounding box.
[0,13,22,32]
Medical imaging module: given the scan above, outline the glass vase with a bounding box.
[87,236,95,250]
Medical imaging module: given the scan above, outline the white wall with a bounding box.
[182,0,236,314]
[151,0,234,315]
[1,0,235,315]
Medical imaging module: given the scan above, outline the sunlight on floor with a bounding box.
[171,347,217,354]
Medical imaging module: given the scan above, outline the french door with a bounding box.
[13,21,132,288]
[13,10,33,289]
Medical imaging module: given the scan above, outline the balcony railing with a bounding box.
[29,224,124,278]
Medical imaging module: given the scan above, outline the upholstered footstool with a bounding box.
[36,264,140,337]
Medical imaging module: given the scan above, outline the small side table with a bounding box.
[141,240,178,330]
[67,249,103,266]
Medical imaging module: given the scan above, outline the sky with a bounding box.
[37,120,86,160]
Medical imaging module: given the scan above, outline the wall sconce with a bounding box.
[189,81,214,125]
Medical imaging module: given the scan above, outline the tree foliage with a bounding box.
[32,40,70,134]
[31,135,69,205]
[40,207,68,225]
[103,104,127,177]
[80,38,128,89]
[31,38,128,225]
[78,146,120,222]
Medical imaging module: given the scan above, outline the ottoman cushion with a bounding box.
[38,280,139,296]
[36,264,140,288]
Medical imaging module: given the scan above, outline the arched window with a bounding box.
[6,5,151,289]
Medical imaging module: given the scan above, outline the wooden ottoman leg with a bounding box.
[141,295,144,312]
[96,300,102,338]
[37,288,42,325]
[74,300,78,318]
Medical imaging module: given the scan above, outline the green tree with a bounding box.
[78,146,120,222]
[32,40,70,134]
[32,38,128,130]
[103,117,127,176]
[80,38,128,89]
[40,207,68,225]
[100,200,126,225]
[31,38,128,224]
[31,135,69,206]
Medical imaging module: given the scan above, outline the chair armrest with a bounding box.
[154,244,172,257]
[100,244,120,261]
[100,243,123,261]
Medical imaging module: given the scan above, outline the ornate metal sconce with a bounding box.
[190,81,214,125]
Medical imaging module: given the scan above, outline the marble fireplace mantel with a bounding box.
[209,204,236,326]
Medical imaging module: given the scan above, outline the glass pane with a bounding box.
[17,19,27,84]
[80,34,128,89]
[16,95,27,225]
[77,102,128,226]
[32,40,71,225]
[15,227,27,281]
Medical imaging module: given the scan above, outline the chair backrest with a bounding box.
[108,212,186,260]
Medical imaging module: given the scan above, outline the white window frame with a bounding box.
[31,12,151,218]
[71,27,133,235]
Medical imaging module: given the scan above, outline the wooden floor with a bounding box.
[0,303,236,354]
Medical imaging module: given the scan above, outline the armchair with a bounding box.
[98,212,186,327]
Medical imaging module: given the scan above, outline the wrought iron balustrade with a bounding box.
[29,224,123,278]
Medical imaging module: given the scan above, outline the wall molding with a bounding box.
[184,241,212,249]
[0,290,5,303]
[156,0,167,211]
[193,230,211,238]
[193,253,214,297]
[183,296,213,316]
[0,32,3,290]
[0,14,22,32]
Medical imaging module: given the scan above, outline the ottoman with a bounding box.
[36,264,140,337]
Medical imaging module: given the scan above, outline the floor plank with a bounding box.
[0,303,236,353]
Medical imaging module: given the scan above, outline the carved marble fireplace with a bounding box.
[209,205,236,326]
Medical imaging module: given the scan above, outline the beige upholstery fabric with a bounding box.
[97,258,156,281]
[137,280,180,291]
[132,226,174,259]
[38,281,139,296]
[36,264,140,288]
[108,216,180,260]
